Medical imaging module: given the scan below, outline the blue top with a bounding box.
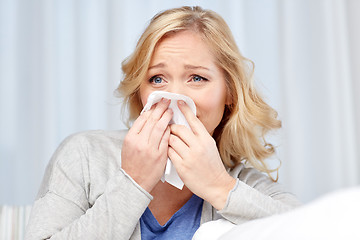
[140,194,204,239]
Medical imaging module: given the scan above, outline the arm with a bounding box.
[168,101,300,224]
[26,97,173,240]
[25,133,151,240]
[218,165,301,224]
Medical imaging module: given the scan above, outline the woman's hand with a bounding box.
[121,98,173,193]
[168,100,236,210]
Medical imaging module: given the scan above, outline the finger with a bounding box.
[149,109,173,149]
[168,133,190,160]
[141,98,171,138]
[159,126,170,152]
[169,124,195,147]
[177,100,207,135]
[128,107,154,135]
[168,146,183,173]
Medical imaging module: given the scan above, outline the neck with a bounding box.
[149,181,193,206]
[148,181,193,225]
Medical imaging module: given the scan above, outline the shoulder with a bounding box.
[53,129,129,171]
[53,129,128,157]
[227,164,301,208]
[46,129,129,181]
[229,164,281,194]
[37,129,129,199]
[60,129,128,147]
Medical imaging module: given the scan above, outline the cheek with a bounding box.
[139,87,152,108]
[200,99,225,121]
[193,91,227,131]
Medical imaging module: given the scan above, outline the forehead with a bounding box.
[151,30,216,63]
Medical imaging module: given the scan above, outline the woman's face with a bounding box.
[139,30,230,135]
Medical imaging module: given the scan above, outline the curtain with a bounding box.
[277,0,360,202]
[0,0,358,204]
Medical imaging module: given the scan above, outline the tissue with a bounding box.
[141,91,196,189]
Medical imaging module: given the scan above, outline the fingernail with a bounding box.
[162,98,170,103]
[178,100,185,105]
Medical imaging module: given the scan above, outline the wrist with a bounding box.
[121,167,156,193]
[119,168,154,199]
[208,173,236,210]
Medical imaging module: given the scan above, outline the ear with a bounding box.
[223,73,233,106]
[225,89,233,106]
[226,95,232,106]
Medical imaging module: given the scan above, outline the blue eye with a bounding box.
[149,76,163,84]
[192,75,207,82]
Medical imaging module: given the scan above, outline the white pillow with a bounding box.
[193,187,360,240]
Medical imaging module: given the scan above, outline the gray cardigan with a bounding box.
[25,130,300,240]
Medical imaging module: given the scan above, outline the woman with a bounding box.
[25,6,300,240]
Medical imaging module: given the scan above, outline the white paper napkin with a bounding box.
[141,91,196,189]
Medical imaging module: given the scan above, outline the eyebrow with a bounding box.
[184,64,210,71]
[148,63,210,71]
[148,63,165,70]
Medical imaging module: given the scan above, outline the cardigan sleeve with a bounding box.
[217,165,301,224]
[25,132,151,240]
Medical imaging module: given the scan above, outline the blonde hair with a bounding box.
[116,6,281,180]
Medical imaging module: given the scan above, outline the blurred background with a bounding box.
[0,0,359,205]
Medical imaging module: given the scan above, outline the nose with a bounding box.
[166,81,187,96]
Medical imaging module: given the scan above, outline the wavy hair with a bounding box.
[116,6,281,181]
